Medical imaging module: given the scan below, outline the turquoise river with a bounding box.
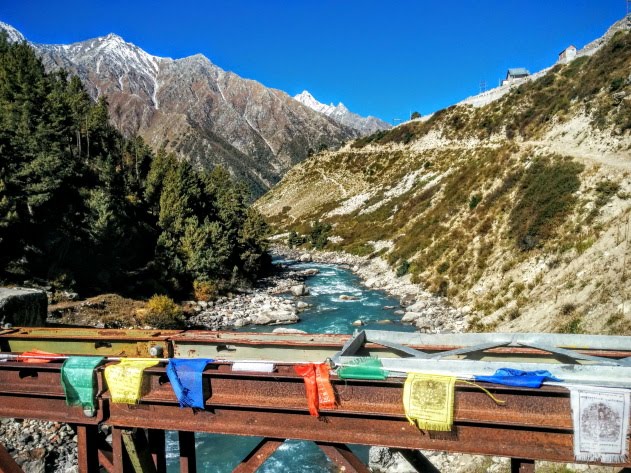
[165,258,415,472]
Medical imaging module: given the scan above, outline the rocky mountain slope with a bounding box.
[258,21,631,335]
[295,90,391,135]
[0,21,358,195]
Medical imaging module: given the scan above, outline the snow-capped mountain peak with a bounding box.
[0,21,26,43]
[294,90,390,135]
[294,90,336,115]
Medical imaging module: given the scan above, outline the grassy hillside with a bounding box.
[257,28,631,334]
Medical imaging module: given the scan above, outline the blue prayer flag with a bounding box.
[166,358,213,409]
[474,368,562,388]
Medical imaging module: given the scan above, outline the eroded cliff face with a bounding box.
[2,23,358,195]
[258,24,631,334]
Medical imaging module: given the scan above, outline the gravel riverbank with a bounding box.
[0,419,78,473]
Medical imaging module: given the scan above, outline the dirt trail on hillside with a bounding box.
[524,140,631,171]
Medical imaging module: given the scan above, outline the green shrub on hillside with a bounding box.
[287,231,307,248]
[142,295,185,329]
[309,220,332,249]
[509,157,584,250]
[396,260,410,277]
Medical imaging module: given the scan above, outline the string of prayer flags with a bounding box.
[166,358,213,409]
[294,363,337,417]
[18,349,62,363]
[403,373,456,431]
[60,356,105,410]
[104,359,159,404]
[570,385,630,463]
[337,357,389,380]
[474,368,562,388]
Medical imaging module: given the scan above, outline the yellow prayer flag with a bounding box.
[403,373,456,431]
[104,359,159,404]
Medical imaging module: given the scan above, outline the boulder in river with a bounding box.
[339,295,359,301]
[299,253,312,262]
[401,311,423,324]
[290,284,309,297]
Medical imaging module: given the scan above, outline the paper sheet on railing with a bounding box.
[570,385,630,463]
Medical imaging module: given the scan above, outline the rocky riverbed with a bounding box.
[0,418,78,473]
[186,246,469,334]
[271,246,469,334]
[186,264,319,330]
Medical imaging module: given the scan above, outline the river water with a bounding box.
[165,259,415,472]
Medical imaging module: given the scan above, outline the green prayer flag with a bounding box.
[61,356,105,410]
[338,357,389,380]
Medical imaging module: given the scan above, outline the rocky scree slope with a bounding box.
[257,24,631,335]
[0,21,357,196]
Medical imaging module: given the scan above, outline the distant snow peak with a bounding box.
[103,32,124,42]
[0,21,26,43]
[295,90,336,115]
[294,90,390,136]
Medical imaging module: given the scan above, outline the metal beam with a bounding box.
[76,425,100,473]
[178,431,196,473]
[232,438,284,473]
[112,427,127,473]
[393,449,441,473]
[316,443,371,473]
[147,430,167,473]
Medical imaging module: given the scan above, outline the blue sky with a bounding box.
[0,0,624,123]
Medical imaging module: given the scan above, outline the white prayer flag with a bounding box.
[570,385,630,463]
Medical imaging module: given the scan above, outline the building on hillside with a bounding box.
[558,45,577,64]
[502,68,530,86]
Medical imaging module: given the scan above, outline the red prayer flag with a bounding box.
[18,350,62,363]
[294,363,337,417]
[294,364,319,416]
[315,363,336,410]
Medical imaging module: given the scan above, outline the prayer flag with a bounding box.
[315,363,336,410]
[104,359,159,404]
[18,349,61,363]
[166,358,213,409]
[61,356,104,410]
[338,357,389,380]
[403,373,456,431]
[474,368,562,388]
[570,385,630,463]
[294,363,337,417]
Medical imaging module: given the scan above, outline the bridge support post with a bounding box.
[147,429,167,473]
[76,425,99,473]
[178,431,196,473]
[112,427,131,473]
[511,458,535,473]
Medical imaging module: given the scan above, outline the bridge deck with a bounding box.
[0,328,630,473]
